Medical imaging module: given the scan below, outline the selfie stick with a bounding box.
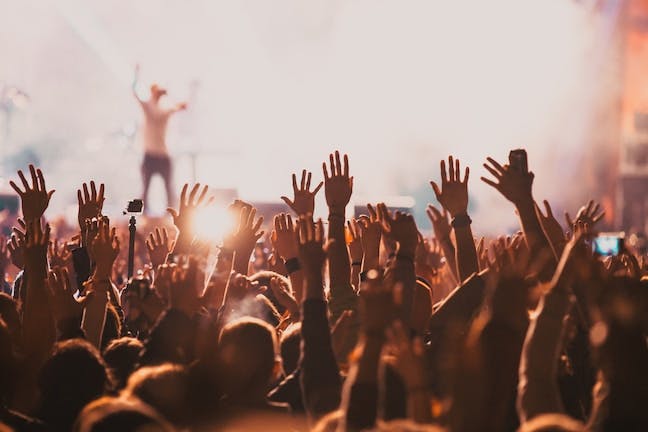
[127,215,136,280]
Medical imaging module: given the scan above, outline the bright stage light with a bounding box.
[194,205,236,244]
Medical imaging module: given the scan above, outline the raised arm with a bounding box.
[517,230,589,422]
[481,154,556,278]
[83,217,120,348]
[146,227,174,269]
[167,183,212,255]
[378,205,418,329]
[280,169,323,217]
[22,219,55,364]
[296,216,342,419]
[430,156,478,282]
[226,205,264,276]
[341,269,396,430]
[271,213,303,302]
[426,204,458,282]
[347,219,363,289]
[534,200,567,259]
[323,151,356,322]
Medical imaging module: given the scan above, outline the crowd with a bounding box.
[0,150,646,431]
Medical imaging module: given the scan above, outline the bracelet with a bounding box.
[284,257,301,274]
[396,253,414,264]
[352,261,362,267]
[328,212,345,220]
[451,213,472,228]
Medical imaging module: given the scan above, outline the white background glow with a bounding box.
[0,0,621,233]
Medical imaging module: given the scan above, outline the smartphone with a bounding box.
[593,233,625,256]
[509,149,528,173]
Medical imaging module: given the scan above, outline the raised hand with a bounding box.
[426,205,451,242]
[222,271,266,306]
[8,229,25,270]
[347,219,364,264]
[415,237,444,278]
[226,206,264,256]
[379,206,418,257]
[271,213,298,260]
[146,227,174,269]
[48,239,72,269]
[357,205,383,270]
[77,181,105,230]
[430,156,470,217]
[295,216,327,299]
[24,219,50,276]
[47,267,86,325]
[481,156,534,206]
[535,200,567,256]
[375,203,397,256]
[167,183,213,246]
[269,276,299,319]
[168,258,202,317]
[90,217,120,279]
[281,170,323,216]
[565,200,605,233]
[323,151,353,213]
[10,165,55,221]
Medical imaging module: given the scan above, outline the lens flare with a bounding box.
[194,205,236,244]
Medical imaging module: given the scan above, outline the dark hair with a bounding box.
[101,303,122,351]
[123,364,189,426]
[218,317,279,397]
[74,396,173,432]
[280,323,301,375]
[38,339,111,430]
[102,337,144,390]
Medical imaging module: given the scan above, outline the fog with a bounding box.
[0,0,623,233]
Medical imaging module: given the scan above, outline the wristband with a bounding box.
[328,212,345,220]
[284,257,301,274]
[396,254,414,264]
[352,261,362,267]
[451,213,472,228]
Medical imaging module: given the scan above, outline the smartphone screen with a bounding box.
[593,235,623,256]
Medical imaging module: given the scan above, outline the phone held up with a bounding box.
[593,232,625,256]
[509,149,528,173]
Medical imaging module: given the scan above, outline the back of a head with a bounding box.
[100,303,122,351]
[38,339,110,430]
[218,317,279,398]
[74,396,174,432]
[518,413,585,432]
[122,364,189,426]
[103,337,144,390]
[280,323,301,375]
